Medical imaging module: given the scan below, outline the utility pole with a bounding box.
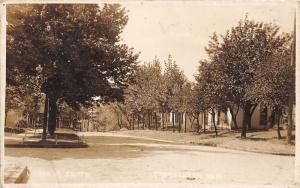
[287,12,296,145]
[42,95,49,141]
[36,64,48,142]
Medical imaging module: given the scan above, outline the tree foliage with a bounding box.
[196,15,293,137]
[124,55,189,131]
[7,4,138,135]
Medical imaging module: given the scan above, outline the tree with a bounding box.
[5,85,23,125]
[124,55,188,132]
[245,40,293,139]
[124,58,164,130]
[179,82,192,133]
[202,15,292,138]
[164,55,187,132]
[195,61,226,136]
[6,66,44,127]
[187,84,205,133]
[7,4,139,137]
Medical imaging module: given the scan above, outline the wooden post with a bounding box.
[288,11,296,144]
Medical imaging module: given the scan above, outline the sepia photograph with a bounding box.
[2,1,299,187]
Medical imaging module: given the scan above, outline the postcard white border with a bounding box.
[0,1,299,188]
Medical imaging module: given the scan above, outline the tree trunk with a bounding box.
[47,97,58,136]
[212,110,218,136]
[189,115,194,130]
[178,112,181,133]
[132,114,135,130]
[232,117,238,130]
[137,115,140,130]
[287,103,293,144]
[277,111,282,139]
[241,102,251,138]
[148,111,151,129]
[164,112,168,131]
[217,110,220,125]
[203,113,206,134]
[117,112,121,129]
[196,114,200,133]
[142,115,144,129]
[42,95,49,141]
[248,105,257,129]
[154,112,158,130]
[172,112,175,132]
[4,111,8,127]
[184,112,187,133]
[229,107,238,129]
[268,109,276,128]
[129,117,132,130]
[161,112,165,130]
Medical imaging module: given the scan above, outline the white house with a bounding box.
[167,104,295,131]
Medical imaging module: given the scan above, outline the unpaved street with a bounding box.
[5,133,294,186]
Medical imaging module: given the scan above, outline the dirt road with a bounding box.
[5,132,294,186]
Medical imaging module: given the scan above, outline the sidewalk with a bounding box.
[5,161,30,184]
[115,129,295,156]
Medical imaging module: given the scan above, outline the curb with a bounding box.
[5,142,88,148]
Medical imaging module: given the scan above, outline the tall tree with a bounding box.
[124,55,188,132]
[202,16,292,138]
[6,67,43,127]
[187,84,206,133]
[164,55,187,132]
[124,59,163,129]
[7,4,138,137]
[245,35,293,139]
[195,61,225,136]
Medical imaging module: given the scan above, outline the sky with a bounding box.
[119,1,295,81]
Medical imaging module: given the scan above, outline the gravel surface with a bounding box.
[5,132,295,185]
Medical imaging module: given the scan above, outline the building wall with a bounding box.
[229,106,267,130]
[6,110,23,127]
[193,105,268,131]
[251,106,262,129]
[235,108,244,129]
[219,111,230,129]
